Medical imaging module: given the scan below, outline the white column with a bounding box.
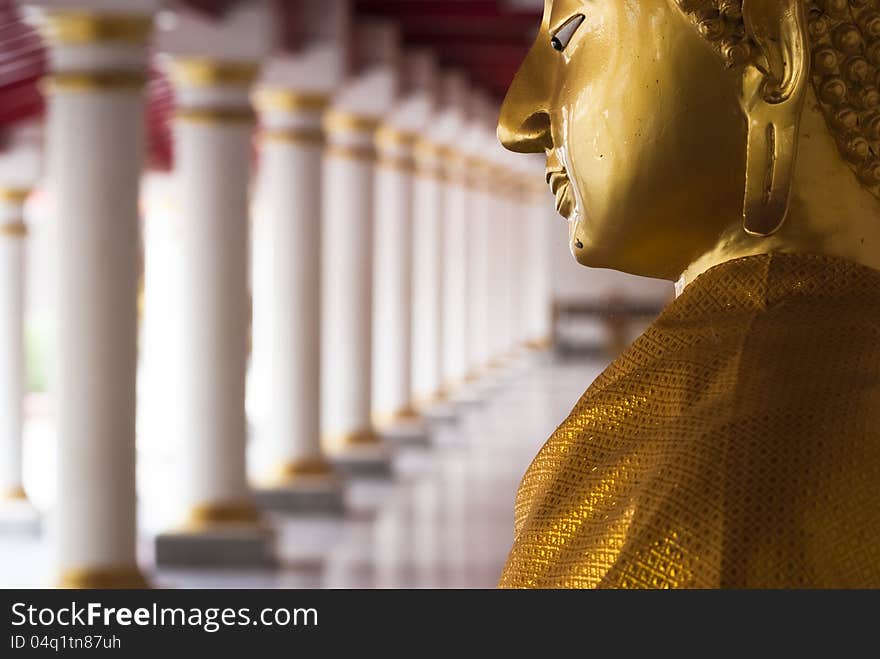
[371,125,418,428]
[39,9,153,588]
[321,110,381,452]
[439,147,469,393]
[411,141,444,409]
[254,87,334,483]
[167,59,260,527]
[0,189,29,503]
[465,161,492,377]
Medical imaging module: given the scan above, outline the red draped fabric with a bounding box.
[0,0,46,136]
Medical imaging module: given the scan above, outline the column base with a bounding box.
[57,565,149,589]
[329,439,394,480]
[155,525,277,568]
[449,382,488,407]
[156,501,277,567]
[254,472,346,516]
[378,416,432,447]
[0,494,41,534]
[420,398,459,424]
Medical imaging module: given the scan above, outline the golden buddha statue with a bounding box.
[497,0,880,588]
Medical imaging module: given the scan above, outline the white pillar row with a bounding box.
[250,13,348,498]
[36,7,155,588]
[432,72,470,399]
[0,188,30,505]
[321,20,398,460]
[371,50,436,433]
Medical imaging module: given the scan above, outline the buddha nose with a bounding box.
[497,40,553,154]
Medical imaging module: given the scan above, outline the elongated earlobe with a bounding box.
[742,77,802,236]
[740,0,810,237]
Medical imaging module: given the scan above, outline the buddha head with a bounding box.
[499,1,880,282]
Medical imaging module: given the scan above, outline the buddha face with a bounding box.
[499,0,749,280]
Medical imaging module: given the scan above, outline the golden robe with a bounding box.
[499,253,880,588]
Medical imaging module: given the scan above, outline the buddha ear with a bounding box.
[740,0,810,236]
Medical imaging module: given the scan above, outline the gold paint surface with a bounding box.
[42,12,153,45]
[58,565,149,589]
[500,253,880,589]
[498,0,880,283]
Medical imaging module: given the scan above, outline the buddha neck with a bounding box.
[677,106,880,294]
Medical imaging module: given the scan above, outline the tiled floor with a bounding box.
[0,354,607,589]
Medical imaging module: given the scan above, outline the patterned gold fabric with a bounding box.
[500,253,880,588]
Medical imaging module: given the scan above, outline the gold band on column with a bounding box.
[0,485,27,501]
[465,157,493,189]
[0,188,30,204]
[414,139,438,160]
[183,501,262,530]
[323,111,382,136]
[375,126,418,172]
[169,59,259,88]
[376,155,416,173]
[42,71,147,93]
[526,336,553,350]
[438,147,468,185]
[375,126,419,151]
[253,88,330,114]
[413,388,448,412]
[41,12,153,45]
[175,107,255,125]
[372,406,421,429]
[264,458,335,487]
[325,143,376,163]
[57,565,149,589]
[414,140,446,180]
[323,428,381,449]
[0,222,27,238]
[260,127,325,145]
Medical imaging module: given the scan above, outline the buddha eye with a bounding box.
[550,14,585,52]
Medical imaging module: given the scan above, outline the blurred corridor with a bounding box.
[4,358,607,588]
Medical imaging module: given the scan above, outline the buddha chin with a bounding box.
[495,0,880,589]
